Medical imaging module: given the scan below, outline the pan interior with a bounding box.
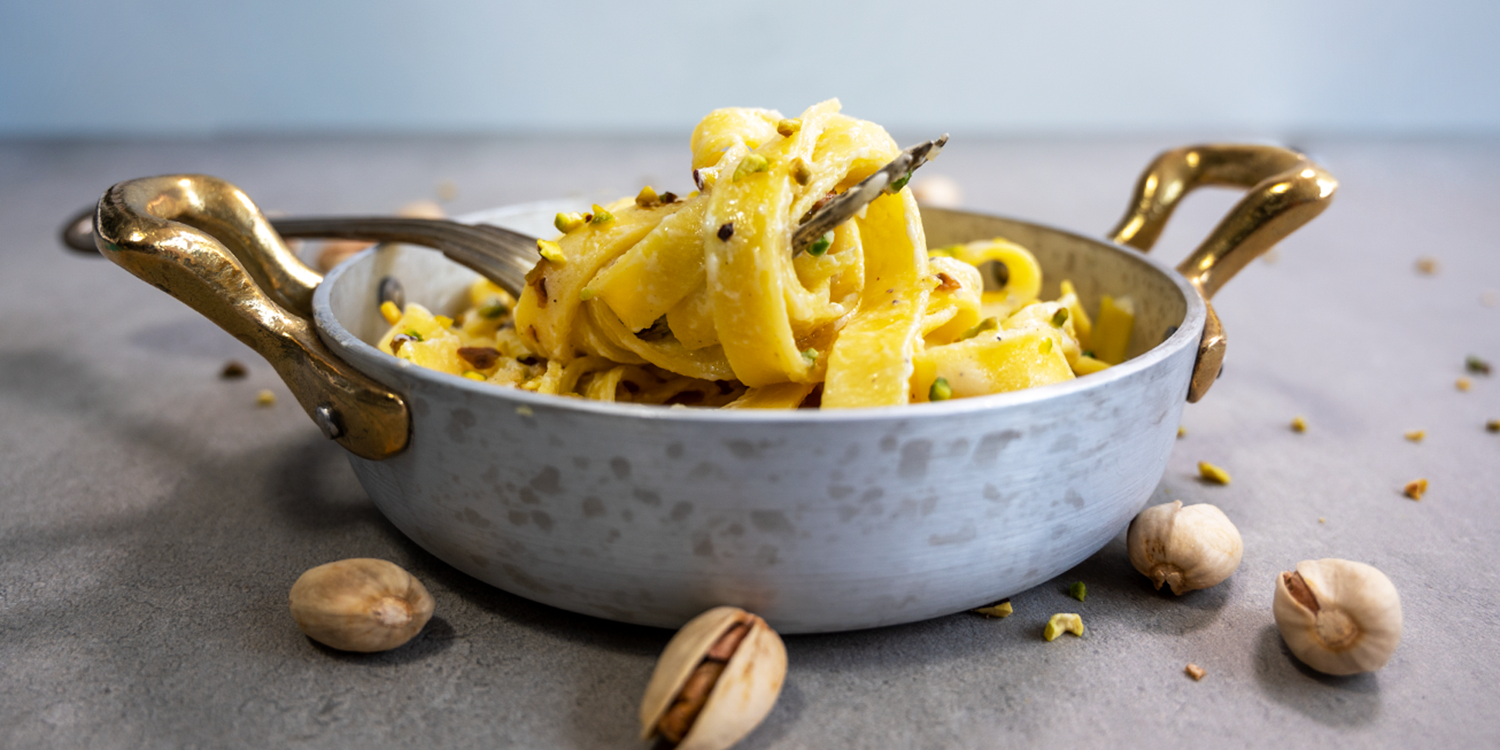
[326,203,1191,375]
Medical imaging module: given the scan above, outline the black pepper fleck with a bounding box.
[717,222,734,241]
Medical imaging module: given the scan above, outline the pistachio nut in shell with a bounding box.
[288,558,434,652]
[1127,500,1243,595]
[1274,559,1402,675]
[640,606,787,750]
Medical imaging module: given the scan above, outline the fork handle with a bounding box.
[273,217,535,295]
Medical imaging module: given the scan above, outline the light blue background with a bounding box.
[2,0,1496,137]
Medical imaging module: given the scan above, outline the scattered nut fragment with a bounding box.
[1177,426,1186,439]
[1273,559,1402,675]
[1467,355,1492,375]
[220,360,248,379]
[1482,290,1499,308]
[910,174,963,208]
[288,558,434,652]
[1069,582,1087,602]
[1291,416,1307,433]
[1403,430,1426,442]
[1198,461,1231,485]
[1184,663,1206,681]
[636,185,661,208]
[775,118,801,137]
[536,239,567,264]
[1415,256,1439,275]
[1456,377,1472,392]
[640,606,786,750]
[973,599,1013,618]
[1487,419,1499,432]
[1127,500,1243,595]
[1043,613,1084,641]
[255,389,276,407]
[1403,478,1428,500]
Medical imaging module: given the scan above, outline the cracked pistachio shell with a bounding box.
[1274,559,1402,675]
[288,558,434,652]
[640,606,787,750]
[1127,500,1243,594]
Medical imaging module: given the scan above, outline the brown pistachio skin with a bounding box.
[640,606,787,750]
[1274,559,1402,675]
[288,558,434,652]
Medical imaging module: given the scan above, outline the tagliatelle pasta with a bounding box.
[375,100,1129,408]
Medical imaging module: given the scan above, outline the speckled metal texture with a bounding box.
[313,205,1206,633]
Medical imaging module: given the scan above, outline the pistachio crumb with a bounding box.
[579,288,595,301]
[255,389,276,407]
[1319,517,1326,524]
[1069,582,1086,602]
[776,118,802,137]
[1404,430,1426,442]
[800,348,819,364]
[635,186,660,208]
[554,212,586,233]
[478,301,509,319]
[974,599,1012,618]
[929,377,953,402]
[1404,478,1428,500]
[1467,355,1492,375]
[790,158,811,186]
[589,204,614,225]
[1050,308,1070,327]
[1039,338,1054,355]
[1198,461,1231,485]
[959,317,998,341]
[1415,257,1439,275]
[1185,663,1206,681]
[1487,419,1499,432]
[1043,613,1084,641]
[732,154,770,182]
[1291,416,1307,433]
[220,360,248,379]
[1457,377,1472,392]
[536,239,567,264]
[515,405,534,417]
[380,300,402,325]
[806,231,833,257]
[1177,426,1187,439]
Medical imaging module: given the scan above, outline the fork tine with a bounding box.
[791,134,948,256]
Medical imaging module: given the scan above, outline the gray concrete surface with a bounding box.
[1,135,1497,748]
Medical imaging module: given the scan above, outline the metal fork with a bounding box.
[65,135,947,296]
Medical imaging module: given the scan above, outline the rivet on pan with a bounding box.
[314,404,343,440]
[378,276,405,309]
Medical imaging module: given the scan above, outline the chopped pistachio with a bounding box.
[462,370,487,381]
[515,405,534,417]
[1467,355,1492,375]
[1177,426,1187,439]
[1039,338,1054,355]
[800,348,819,364]
[1081,349,1095,358]
[579,288,595,301]
[776,118,802,137]
[929,377,953,402]
[1415,256,1439,275]
[255,389,277,407]
[1185,663,1206,681]
[635,185,660,208]
[1069,582,1087,601]
[958,317,998,341]
[554,211,586,233]
[1404,429,1425,442]
[1404,478,1428,500]
[790,158,812,186]
[1291,416,1307,432]
[402,329,424,342]
[732,154,770,181]
[1487,419,1500,432]
[379,300,402,325]
[1050,308,1070,327]
[220,360,247,379]
[536,239,567,264]
[807,231,833,257]
[1457,377,1472,391]
[974,599,1012,618]
[478,301,509,319]
[1043,613,1084,641]
[589,204,614,225]
[885,170,912,194]
[1198,461,1231,485]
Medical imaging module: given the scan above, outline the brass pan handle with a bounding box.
[95,175,409,460]
[1108,145,1337,402]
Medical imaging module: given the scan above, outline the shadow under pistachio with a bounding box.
[1252,623,1381,727]
[303,616,457,665]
